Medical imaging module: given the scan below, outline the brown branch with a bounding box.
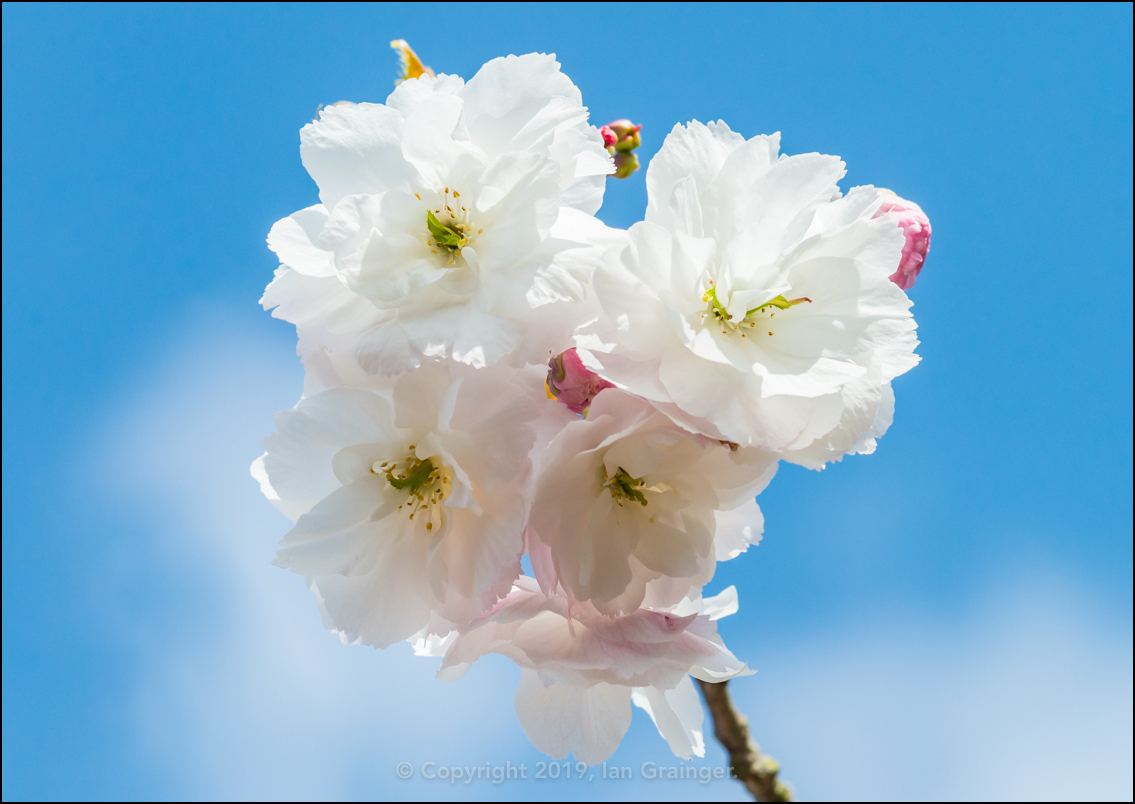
[698,679,793,802]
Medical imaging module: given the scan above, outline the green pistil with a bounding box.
[387,457,436,493]
[607,467,649,507]
[746,294,812,316]
[426,210,464,252]
[702,284,812,328]
[702,285,731,320]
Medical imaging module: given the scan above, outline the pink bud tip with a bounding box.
[547,348,615,415]
[599,125,617,149]
[874,192,932,290]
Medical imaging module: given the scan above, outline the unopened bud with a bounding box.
[605,119,643,152]
[599,125,617,150]
[612,150,640,179]
[390,39,434,84]
[546,348,615,415]
[874,190,931,290]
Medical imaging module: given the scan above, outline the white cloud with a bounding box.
[727,577,1133,801]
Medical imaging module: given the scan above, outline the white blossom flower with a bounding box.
[252,361,542,647]
[528,389,777,616]
[578,121,919,461]
[430,576,749,764]
[263,53,617,376]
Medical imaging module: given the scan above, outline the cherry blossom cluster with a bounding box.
[254,50,930,765]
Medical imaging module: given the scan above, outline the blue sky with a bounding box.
[3,3,1131,800]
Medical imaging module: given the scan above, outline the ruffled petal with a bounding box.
[300,103,418,208]
[267,204,335,277]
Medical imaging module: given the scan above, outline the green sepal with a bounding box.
[612,150,640,179]
[550,353,567,384]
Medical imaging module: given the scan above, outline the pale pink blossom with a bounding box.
[431,576,750,763]
[529,390,777,616]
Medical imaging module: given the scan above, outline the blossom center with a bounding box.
[700,282,811,338]
[604,467,649,507]
[373,450,452,531]
[421,187,480,266]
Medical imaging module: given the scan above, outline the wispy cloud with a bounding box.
[731,578,1133,801]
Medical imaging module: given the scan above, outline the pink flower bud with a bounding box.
[604,119,643,153]
[546,348,614,415]
[599,125,617,150]
[874,191,932,290]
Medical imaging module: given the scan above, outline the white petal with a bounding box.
[631,677,706,759]
[782,375,897,469]
[300,102,419,208]
[385,70,465,115]
[400,92,482,188]
[310,531,436,648]
[514,671,632,765]
[250,453,305,521]
[443,364,539,489]
[396,305,526,369]
[473,151,558,270]
[461,54,581,151]
[702,149,844,247]
[713,497,765,561]
[385,72,465,116]
[699,586,740,621]
[390,361,451,433]
[409,628,458,658]
[355,319,421,376]
[267,205,335,277]
[274,477,396,576]
[260,268,382,358]
[645,120,749,232]
[262,388,398,517]
[441,482,525,600]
